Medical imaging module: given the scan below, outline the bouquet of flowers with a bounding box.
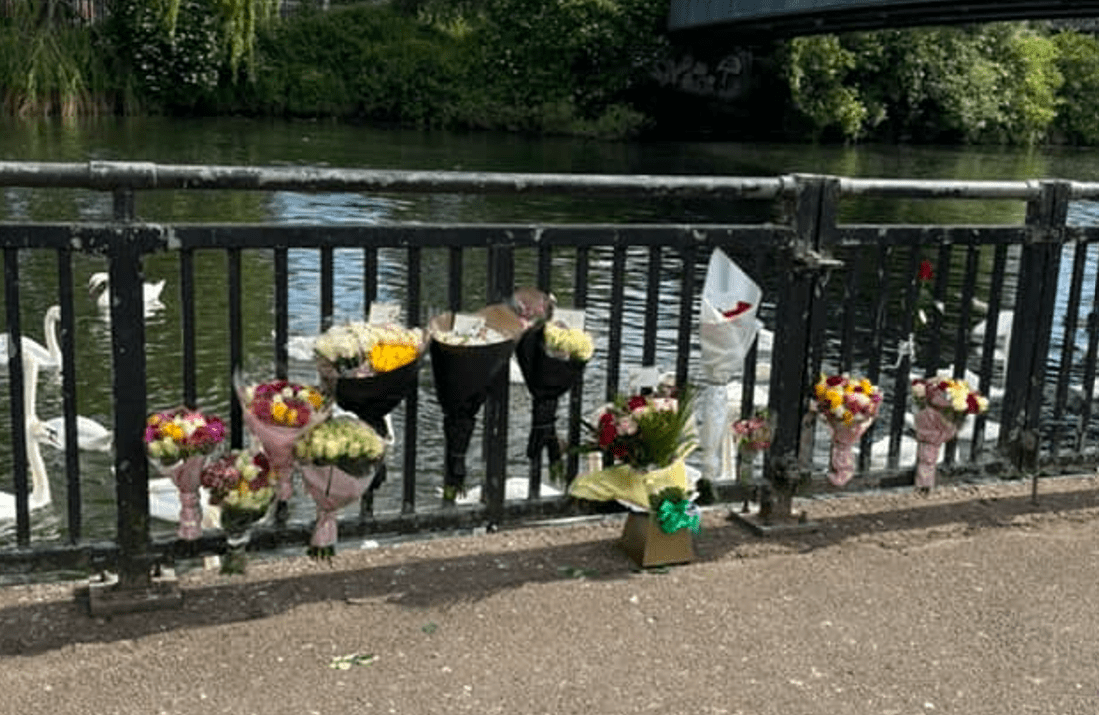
[697,250,764,481]
[569,386,698,511]
[200,449,276,574]
[144,406,226,539]
[315,319,426,434]
[314,321,425,378]
[732,408,772,485]
[234,371,330,504]
[810,373,883,487]
[429,308,521,499]
[295,416,387,559]
[514,311,594,475]
[910,375,989,490]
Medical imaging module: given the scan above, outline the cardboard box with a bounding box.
[619,511,694,568]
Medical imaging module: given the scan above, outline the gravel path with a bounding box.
[2,474,1099,715]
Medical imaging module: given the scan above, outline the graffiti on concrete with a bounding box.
[652,51,751,100]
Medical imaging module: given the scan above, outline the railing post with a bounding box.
[1000,181,1069,494]
[483,243,515,526]
[760,175,839,522]
[87,195,181,614]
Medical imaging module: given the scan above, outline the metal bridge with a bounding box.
[668,0,1099,39]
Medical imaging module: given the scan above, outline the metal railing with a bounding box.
[0,162,1098,593]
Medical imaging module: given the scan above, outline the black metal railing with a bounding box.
[0,163,1097,590]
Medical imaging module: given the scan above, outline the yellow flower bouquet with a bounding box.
[314,317,428,445]
[810,373,883,488]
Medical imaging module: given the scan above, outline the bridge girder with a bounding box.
[669,0,1099,40]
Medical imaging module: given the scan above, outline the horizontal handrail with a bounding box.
[5,162,1099,202]
[0,162,787,200]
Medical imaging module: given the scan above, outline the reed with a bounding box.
[0,0,112,117]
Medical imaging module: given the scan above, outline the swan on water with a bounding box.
[88,272,166,315]
[19,352,113,453]
[0,305,61,371]
[148,479,221,531]
[0,355,53,520]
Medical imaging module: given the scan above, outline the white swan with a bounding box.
[19,351,113,453]
[0,305,61,371]
[148,477,220,530]
[88,272,166,316]
[36,414,114,453]
[0,355,53,520]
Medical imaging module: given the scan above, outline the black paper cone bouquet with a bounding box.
[428,305,521,497]
[313,310,427,491]
[513,295,594,471]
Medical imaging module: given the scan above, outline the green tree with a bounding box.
[998,27,1061,145]
[781,34,867,141]
[466,0,669,134]
[781,24,1063,145]
[1052,30,1099,145]
[103,0,276,111]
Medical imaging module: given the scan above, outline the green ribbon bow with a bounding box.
[657,499,701,535]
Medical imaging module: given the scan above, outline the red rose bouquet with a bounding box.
[910,376,989,490]
[200,448,276,574]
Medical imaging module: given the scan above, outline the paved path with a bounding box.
[1,475,1098,715]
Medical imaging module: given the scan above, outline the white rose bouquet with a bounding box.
[295,416,388,559]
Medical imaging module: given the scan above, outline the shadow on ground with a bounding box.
[0,478,1095,658]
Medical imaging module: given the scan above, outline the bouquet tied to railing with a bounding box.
[234,371,330,505]
[697,249,764,481]
[428,306,521,499]
[910,375,988,490]
[732,408,772,486]
[810,373,883,488]
[514,303,594,475]
[144,406,226,540]
[570,385,700,534]
[295,415,387,559]
[313,316,427,440]
[199,449,277,574]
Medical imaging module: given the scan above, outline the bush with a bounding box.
[1052,30,1099,145]
[466,0,669,131]
[251,4,464,124]
[781,23,1064,145]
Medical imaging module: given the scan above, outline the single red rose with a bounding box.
[826,375,845,387]
[627,395,648,411]
[966,393,980,413]
[598,412,615,426]
[598,421,617,448]
[722,301,752,319]
[918,260,934,282]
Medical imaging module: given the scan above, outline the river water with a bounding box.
[2,116,1099,544]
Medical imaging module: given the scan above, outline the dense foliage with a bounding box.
[778,23,1092,145]
[244,0,669,136]
[4,1,1099,144]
